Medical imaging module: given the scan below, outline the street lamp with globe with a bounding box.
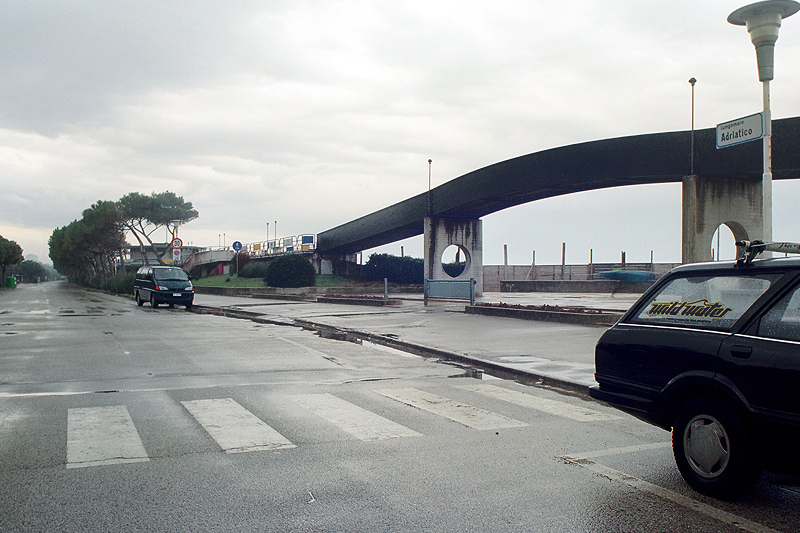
[728,0,800,244]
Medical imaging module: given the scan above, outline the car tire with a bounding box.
[185,303,193,310]
[135,292,145,307]
[150,293,158,308]
[672,396,760,499]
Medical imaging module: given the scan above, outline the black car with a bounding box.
[590,245,800,499]
[134,265,194,309]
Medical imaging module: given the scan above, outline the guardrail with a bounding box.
[243,234,316,257]
[424,278,477,306]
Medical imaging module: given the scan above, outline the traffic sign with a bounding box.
[171,237,183,249]
[232,241,242,251]
[716,112,764,149]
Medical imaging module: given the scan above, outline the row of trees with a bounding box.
[8,260,59,283]
[0,235,24,281]
[49,191,198,285]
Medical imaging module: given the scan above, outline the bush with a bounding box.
[104,272,135,294]
[240,261,270,279]
[442,261,466,278]
[265,254,316,288]
[230,252,250,274]
[364,254,423,284]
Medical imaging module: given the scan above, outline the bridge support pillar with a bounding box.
[424,216,483,296]
[682,174,764,263]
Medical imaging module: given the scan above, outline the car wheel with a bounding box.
[135,292,144,306]
[672,396,760,499]
[150,293,158,308]
[185,303,193,310]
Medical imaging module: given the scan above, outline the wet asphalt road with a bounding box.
[1,282,799,532]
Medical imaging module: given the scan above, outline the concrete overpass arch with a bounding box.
[317,117,800,281]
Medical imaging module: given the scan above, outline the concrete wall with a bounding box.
[483,262,680,292]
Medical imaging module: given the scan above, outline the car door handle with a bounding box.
[730,345,753,359]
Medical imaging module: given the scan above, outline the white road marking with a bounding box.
[289,393,422,441]
[181,398,295,453]
[374,387,528,431]
[496,355,597,387]
[275,336,357,369]
[560,452,780,533]
[574,442,671,459]
[66,405,149,469]
[456,383,621,422]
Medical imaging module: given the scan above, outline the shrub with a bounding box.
[104,272,135,294]
[240,261,270,279]
[265,254,315,288]
[230,252,250,274]
[442,261,466,278]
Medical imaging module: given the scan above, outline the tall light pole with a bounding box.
[689,77,697,175]
[728,0,800,244]
[427,159,433,216]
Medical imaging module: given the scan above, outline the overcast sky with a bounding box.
[3,0,800,267]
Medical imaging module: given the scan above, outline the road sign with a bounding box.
[232,241,242,251]
[173,248,181,263]
[171,237,183,249]
[716,112,764,149]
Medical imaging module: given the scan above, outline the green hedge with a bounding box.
[265,255,315,288]
[240,261,270,278]
[105,272,135,294]
[364,254,423,284]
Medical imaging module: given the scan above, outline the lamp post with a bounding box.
[728,0,800,244]
[689,77,697,175]
[427,159,433,216]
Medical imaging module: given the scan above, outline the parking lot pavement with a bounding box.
[192,291,641,392]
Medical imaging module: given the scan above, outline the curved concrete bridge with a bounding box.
[318,117,800,292]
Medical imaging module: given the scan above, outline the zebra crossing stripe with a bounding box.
[66,405,149,469]
[181,398,296,453]
[374,387,528,431]
[456,384,621,422]
[289,393,422,441]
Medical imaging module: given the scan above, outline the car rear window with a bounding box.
[630,272,781,331]
[153,268,190,281]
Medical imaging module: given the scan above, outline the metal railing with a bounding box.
[424,278,477,306]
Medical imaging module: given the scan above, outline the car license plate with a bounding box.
[173,293,181,297]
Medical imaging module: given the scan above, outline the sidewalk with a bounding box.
[191,291,642,394]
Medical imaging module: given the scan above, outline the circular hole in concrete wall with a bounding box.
[442,245,468,278]
[710,224,737,261]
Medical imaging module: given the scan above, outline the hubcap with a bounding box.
[683,414,730,479]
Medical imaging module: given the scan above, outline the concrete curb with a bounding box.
[191,304,592,397]
[316,296,403,307]
[465,305,621,327]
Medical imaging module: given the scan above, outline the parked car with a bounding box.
[134,265,194,309]
[590,246,800,499]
